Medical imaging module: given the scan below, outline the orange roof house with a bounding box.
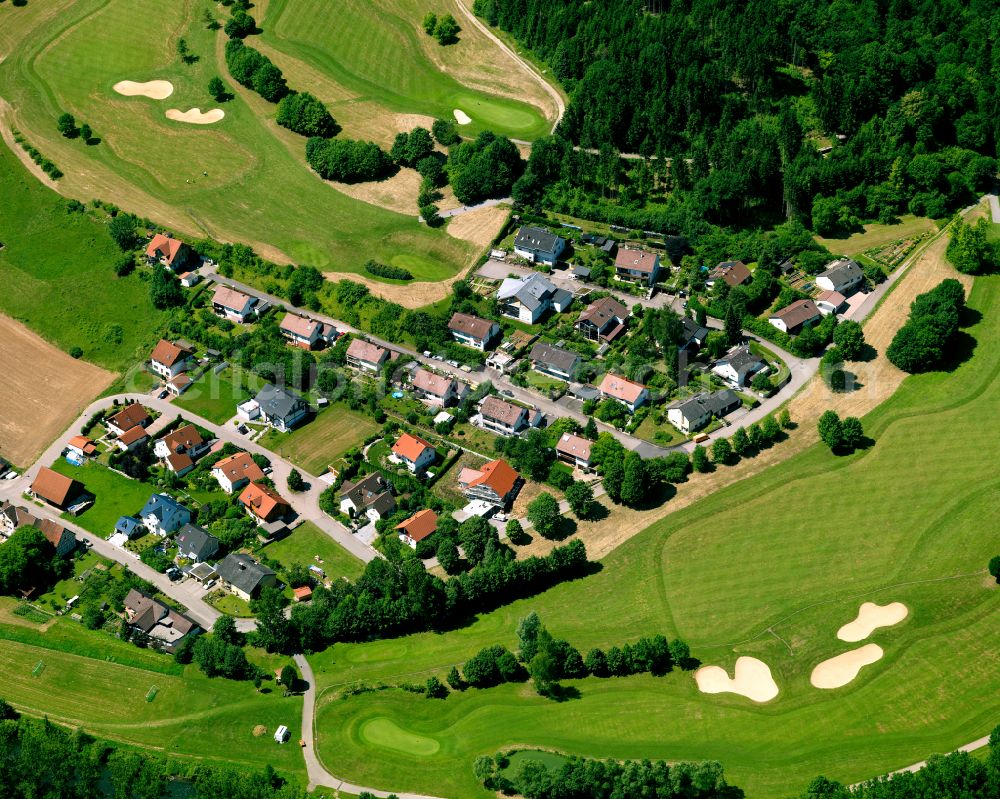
[67,436,98,457]
[390,433,436,474]
[106,403,151,436]
[212,451,265,493]
[238,482,291,523]
[598,373,649,411]
[395,509,438,548]
[30,466,83,509]
[145,234,190,270]
[149,339,193,370]
[457,458,521,508]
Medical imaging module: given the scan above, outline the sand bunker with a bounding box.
[810,644,883,689]
[837,601,908,642]
[165,108,225,125]
[453,108,471,125]
[695,656,779,703]
[113,80,174,100]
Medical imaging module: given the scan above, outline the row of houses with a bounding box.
[513,226,662,287]
[769,259,864,334]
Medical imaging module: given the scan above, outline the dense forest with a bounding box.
[479,0,999,232]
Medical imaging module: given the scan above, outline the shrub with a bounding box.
[305,137,395,183]
[363,259,413,281]
[276,92,339,138]
[432,118,461,146]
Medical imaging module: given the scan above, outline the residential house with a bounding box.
[212,285,257,323]
[570,265,591,281]
[66,436,98,459]
[165,373,193,397]
[769,299,822,334]
[215,553,277,601]
[346,338,389,373]
[115,426,149,452]
[149,339,194,379]
[448,313,499,351]
[293,585,313,602]
[712,346,767,388]
[512,226,566,265]
[529,342,580,382]
[555,433,593,472]
[238,482,291,524]
[179,272,201,288]
[279,313,334,350]
[254,384,309,431]
[457,458,521,509]
[212,451,265,494]
[154,424,209,462]
[395,509,437,549]
[680,317,709,351]
[145,234,193,271]
[816,258,864,294]
[575,296,628,343]
[339,472,396,521]
[411,368,465,406]
[105,403,151,437]
[390,433,437,475]
[123,589,199,651]
[479,395,529,436]
[139,493,192,536]
[598,373,649,412]
[496,273,572,324]
[113,515,145,540]
[708,260,752,288]
[174,523,219,563]
[816,290,847,316]
[667,390,742,434]
[614,248,660,286]
[0,502,76,556]
[29,467,85,511]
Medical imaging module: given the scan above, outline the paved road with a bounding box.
[439,196,511,220]
[988,193,1000,223]
[851,734,992,787]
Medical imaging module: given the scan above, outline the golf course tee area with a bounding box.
[0,0,554,277]
[308,275,1000,798]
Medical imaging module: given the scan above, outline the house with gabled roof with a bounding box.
[448,313,499,350]
[66,435,98,459]
[215,553,276,601]
[513,226,566,265]
[410,368,465,406]
[615,248,660,286]
[212,451,265,494]
[575,296,628,343]
[238,482,291,524]
[114,515,145,540]
[708,260,752,288]
[0,502,77,556]
[680,317,710,351]
[149,339,194,378]
[712,346,767,388]
[395,509,437,549]
[154,424,209,462]
[479,395,529,436]
[816,258,863,294]
[105,403,151,438]
[555,432,593,472]
[123,588,199,651]
[457,458,521,508]
[769,299,821,334]
[115,425,149,452]
[175,523,219,562]
[212,285,257,323]
[346,338,390,373]
[339,472,396,521]
[139,493,192,536]
[529,342,581,382]
[145,234,194,271]
[816,290,847,316]
[497,273,573,324]
[29,467,86,511]
[279,313,335,350]
[390,433,436,475]
[598,373,649,412]
[253,384,309,431]
[667,390,741,434]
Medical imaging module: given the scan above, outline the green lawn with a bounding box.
[173,367,258,425]
[0,613,306,781]
[205,590,254,618]
[51,459,157,537]
[523,370,567,392]
[261,405,379,476]
[0,146,169,371]
[261,0,551,141]
[814,214,937,257]
[0,0,476,278]
[308,275,1000,798]
[262,521,365,583]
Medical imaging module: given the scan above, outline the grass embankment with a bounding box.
[0,0,475,278]
[309,276,1000,798]
[0,605,307,780]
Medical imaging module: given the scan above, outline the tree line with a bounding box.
[886,278,966,373]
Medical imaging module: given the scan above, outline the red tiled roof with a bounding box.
[599,373,647,404]
[771,299,821,328]
[480,395,527,427]
[166,453,194,473]
[145,234,185,266]
[150,339,192,367]
[465,459,520,499]
[615,248,658,273]
[214,452,264,485]
[280,314,321,339]
[391,433,433,463]
[212,285,253,312]
[448,312,495,340]
[117,426,149,446]
[67,436,97,456]
[555,432,592,462]
[160,425,203,454]
[346,338,388,365]
[238,481,290,521]
[411,368,455,398]
[394,508,438,542]
[108,403,150,433]
[30,467,80,507]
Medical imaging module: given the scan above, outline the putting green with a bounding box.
[360,717,441,756]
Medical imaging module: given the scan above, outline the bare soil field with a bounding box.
[446,204,509,247]
[0,315,114,467]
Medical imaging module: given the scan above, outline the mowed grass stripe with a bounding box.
[311,275,1000,797]
[262,406,379,476]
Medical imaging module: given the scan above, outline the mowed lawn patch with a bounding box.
[0,315,114,468]
[0,146,169,371]
[173,368,259,425]
[263,521,365,583]
[50,459,155,537]
[0,0,475,278]
[0,618,306,780]
[261,406,379,476]
[310,276,1000,797]
[814,214,937,257]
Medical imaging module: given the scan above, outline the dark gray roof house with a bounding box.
[712,345,766,387]
[680,317,709,350]
[174,523,219,562]
[254,384,309,431]
[513,226,567,264]
[215,553,277,599]
[529,341,581,380]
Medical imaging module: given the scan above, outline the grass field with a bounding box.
[814,215,937,257]
[260,405,379,476]
[173,367,259,424]
[51,459,156,537]
[0,610,307,780]
[262,521,366,583]
[0,145,169,371]
[260,0,551,141]
[0,0,477,278]
[309,275,1000,797]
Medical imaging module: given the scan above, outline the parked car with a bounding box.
[157,390,168,399]
[446,359,460,368]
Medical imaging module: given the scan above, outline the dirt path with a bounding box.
[0,97,60,190]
